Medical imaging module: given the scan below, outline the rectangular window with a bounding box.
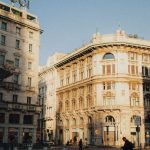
[29,44,32,52]
[0,93,3,102]
[13,74,19,84]
[28,77,32,87]
[1,22,7,31]
[28,62,32,69]
[27,97,31,104]
[13,94,18,103]
[102,65,105,75]
[16,27,21,35]
[16,40,20,49]
[0,113,5,123]
[1,35,6,45]
[103,97,115,106]
[9,114,20,124]
[129,52,137,61]
[14,58,19,68]
[107,65,111,74]
[0,55,5,65]
[23,115,33,124]
[29,31,33,38]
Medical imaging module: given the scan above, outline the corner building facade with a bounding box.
[0,2,41,143]
[55,30,150,147]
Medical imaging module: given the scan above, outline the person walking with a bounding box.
[79,139,83,150]
[121,137,134,150]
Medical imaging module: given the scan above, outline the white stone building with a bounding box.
[38,53,66,142]
[54,30,150,147]
[0,1,42,143]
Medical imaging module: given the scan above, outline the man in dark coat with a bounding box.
[79,139,83,150]
[122,137,133,150]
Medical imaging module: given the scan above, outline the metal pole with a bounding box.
[138,130,140,150]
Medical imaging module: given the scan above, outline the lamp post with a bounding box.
[38,95,43,143]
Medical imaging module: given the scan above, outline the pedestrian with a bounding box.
[79,139,83,150]
[121,137,134,150]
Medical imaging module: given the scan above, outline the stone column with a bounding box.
[32,127,36,144]
[4,127,8,143]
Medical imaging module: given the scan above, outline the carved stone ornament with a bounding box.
[10,0,29,7]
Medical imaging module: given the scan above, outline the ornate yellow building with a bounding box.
[0,2,41,143]
[55,30,150,147]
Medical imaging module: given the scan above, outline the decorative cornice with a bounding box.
[54,42,150,68]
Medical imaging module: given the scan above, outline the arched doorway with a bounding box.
[104,115,115,146]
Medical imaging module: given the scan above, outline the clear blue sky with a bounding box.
[2,0,150,65]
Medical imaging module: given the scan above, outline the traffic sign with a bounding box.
[134,117,141,126]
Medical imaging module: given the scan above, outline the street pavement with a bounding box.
[48,145,120,150]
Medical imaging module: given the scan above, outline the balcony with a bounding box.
[0,101,7,109]
[0,81,20,90]
[27,105,36,111]
[26,86,35,92]
[0,60,15,80]
[12,104,24,110]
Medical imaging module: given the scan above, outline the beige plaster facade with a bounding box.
[0,2,41,143]
[54,30,150,147]
[38,53,66,142]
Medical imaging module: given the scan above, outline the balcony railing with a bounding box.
[27,105,36,111]
[26,86,35,92]
[6,102,41,112]
[0,81,20,90]
[0,101,7,109]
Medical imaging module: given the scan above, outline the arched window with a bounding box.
[103,53,115,60]
[102,53,115,75]
[66,119,69,127]
[59,101,63,112]
[72,99,76,110]
[80,117,84,125]
[144,94,150,107]
[130,94,139,106]
[88,116,92,124]
[59,120,63,126]
[87,95,92,108]
[105,115,115,123]
[65,100,70,111]
[72,118,76,126]
[79,97,84,109]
